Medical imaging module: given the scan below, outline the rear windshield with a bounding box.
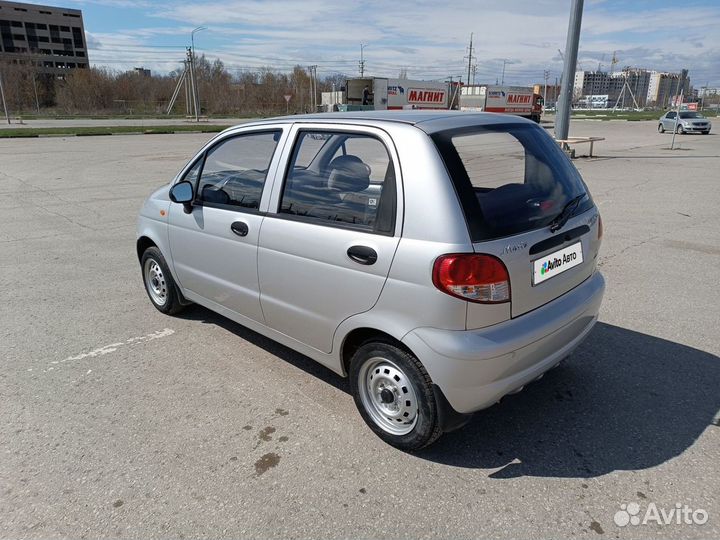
[431,123,593,241]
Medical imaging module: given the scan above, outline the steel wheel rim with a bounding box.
[358,357,419,435]
[144,258,168,306]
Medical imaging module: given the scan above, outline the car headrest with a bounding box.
[327,155,371,193]
[202,185,231,205]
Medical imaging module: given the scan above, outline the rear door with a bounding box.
[431,123,601,319]
[258,124,401,353]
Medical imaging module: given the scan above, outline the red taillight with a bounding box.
[598,214,603,240]
[432,254,510,303]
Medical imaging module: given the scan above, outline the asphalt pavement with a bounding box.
[0,120,718,539]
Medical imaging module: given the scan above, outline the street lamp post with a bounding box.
[191,26,207,122]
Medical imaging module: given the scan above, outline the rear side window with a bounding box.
[278,131,396,234]
[432,123,592,241]
[197,131,280,210]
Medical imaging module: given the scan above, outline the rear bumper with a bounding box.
[403,271,605,414]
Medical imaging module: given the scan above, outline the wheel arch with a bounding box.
[340,327,416,377]
[136,235,157,261]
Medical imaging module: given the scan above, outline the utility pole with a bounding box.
[0,68,9,124]
[313,65,318,111]
[359,43,367,78]
[465,33,474,89]
[670,88,683,150]
[501,59,507,85]
[187,47,200,122]
[471,64,477,86]
[191,26,207,121]
[544,69,549,105]
[184,60,192,116]
[555,0,584,144]
[307,65,318,112]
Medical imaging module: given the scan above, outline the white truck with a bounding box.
[341,77,452,110]
[459,85,543,122]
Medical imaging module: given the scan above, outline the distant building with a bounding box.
[647,70,691,108]
[610,68,650,108]
[0,0,89,74]
[574,70,609,98]
[574,67,690,108]
[698,87,719,97]
[134,67,151,77]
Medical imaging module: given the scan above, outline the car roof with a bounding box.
[233,110,534,135]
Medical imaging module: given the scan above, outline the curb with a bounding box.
[1,129,228,140]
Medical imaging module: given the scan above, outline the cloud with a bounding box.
[73,0,719,85]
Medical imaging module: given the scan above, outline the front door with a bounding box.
[168,129,285,322]
[258,126,402,353]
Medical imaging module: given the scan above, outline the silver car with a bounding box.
[658,110,712,134]
[136,112,605,450]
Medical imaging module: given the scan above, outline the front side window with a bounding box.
[278,131,396,234]
[432,123,593,241]
[197,131,280,210]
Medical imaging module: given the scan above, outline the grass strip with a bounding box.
[0,124,232,138]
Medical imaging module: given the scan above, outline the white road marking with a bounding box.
[45,328,175,373]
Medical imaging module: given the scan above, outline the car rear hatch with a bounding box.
[431,121,602,318]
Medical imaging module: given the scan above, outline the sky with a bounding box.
[26,0,720,86]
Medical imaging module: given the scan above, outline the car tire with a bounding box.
[677,125,684,134]
[349,341,442,451]
[658,123,665,133]
[141,246,185,315]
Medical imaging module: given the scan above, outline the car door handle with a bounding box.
[230,221,249,237]
[347,245,377,265]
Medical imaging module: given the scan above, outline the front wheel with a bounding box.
[676,125,684,134]
[141,246,185,315]
[349,341,442,450]
[658,123,665,133]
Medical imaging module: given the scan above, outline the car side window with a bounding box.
[197,130,281,210]
[666,112,676,119]
[279,131,396,234]
[181,159,202,184]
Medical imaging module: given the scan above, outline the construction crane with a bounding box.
[610,51,618,74]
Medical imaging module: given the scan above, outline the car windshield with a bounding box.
[431,123,593,241]
[679,112,703,119]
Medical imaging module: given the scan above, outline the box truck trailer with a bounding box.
[459,85,543,122]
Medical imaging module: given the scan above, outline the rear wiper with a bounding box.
[549,194,586,233]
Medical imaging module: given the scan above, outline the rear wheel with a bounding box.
[349,341,442,450]
[141,247,184,315]
[658,123,665,133]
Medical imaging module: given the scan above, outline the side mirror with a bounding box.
[169,181,194,214]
